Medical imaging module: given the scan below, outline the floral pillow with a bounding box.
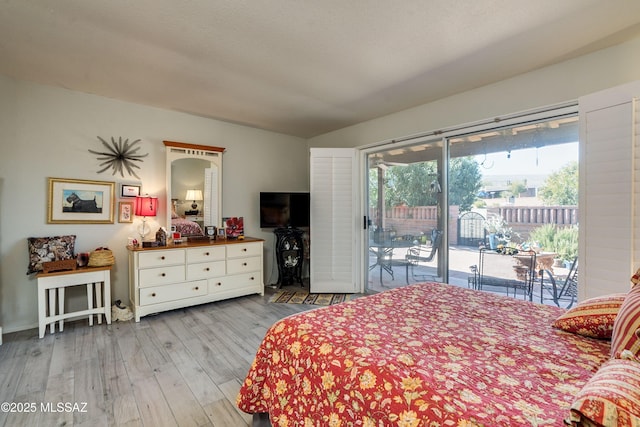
[611,278,640,358]
[552,294,627,339]
[567,358,640,426]
[26,235,76,275]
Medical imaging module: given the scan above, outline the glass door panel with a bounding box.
[366,140,444,292]
[447,116,579,300]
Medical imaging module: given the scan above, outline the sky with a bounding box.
[475,142,578,176]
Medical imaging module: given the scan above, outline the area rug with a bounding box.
[269,291,356,306]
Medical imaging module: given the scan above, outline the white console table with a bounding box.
[36,266,112,338]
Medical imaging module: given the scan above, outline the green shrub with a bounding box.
[528,224,578,262]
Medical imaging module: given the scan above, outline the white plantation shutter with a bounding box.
[310,148,358,293]
[579,81,640,299]
[203,167,219,227]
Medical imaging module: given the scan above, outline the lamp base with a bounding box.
[138,219,151,241]
[191,202,198,210]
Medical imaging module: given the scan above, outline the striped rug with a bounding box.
[269,291,356,306]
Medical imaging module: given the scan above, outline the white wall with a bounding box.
[0,77,308,333]
[308,36,640,148]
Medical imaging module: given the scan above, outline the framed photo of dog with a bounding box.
[48,178,115,224]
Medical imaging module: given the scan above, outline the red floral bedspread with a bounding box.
[171,217,203,236]
[237,282,611,426]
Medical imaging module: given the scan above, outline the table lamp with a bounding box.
[135,195,158,240]
[185,189,203,212]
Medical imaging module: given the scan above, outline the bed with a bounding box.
[237,282,640,426]
[171,216,204,236]
[170,200,204,236]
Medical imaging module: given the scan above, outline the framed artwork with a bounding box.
[121,184,141,198]
[217,227,226,239]
[223,216,244,239]
[48,178,115,224]
[118,201,134,223]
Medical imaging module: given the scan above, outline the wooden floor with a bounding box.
[0,288,314,427]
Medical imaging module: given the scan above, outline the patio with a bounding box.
[367,244,571,307]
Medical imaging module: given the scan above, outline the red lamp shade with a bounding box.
[134,196,158,217]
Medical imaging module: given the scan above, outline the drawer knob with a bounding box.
[250,276,255,280]
[161,273,166,277]
[195,286,199,290]
[205,267,210,271]
[161,256,165,260]
[243,262,247,266]
[205,252,210,256]
[242,248,247,252]
[216,282,222,286]
[151,292,156,297]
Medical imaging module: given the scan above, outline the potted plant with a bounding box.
[484,215,516,249]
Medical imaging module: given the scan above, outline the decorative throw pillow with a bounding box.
[567,358,640,426]
[631,268,640,287]
[552,294,627,339]
[611,281,640,358]
[26,235,76,275]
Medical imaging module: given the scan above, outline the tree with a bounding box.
[368,157,481,211]
[384,163,438,207]
[508,181,527,198]
[538,161,578,205]
[449,157,482,211]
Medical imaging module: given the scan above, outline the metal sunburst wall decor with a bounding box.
[89,136,148,179]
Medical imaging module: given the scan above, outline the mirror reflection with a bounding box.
[165,140,223,238]
[170,159,209,236]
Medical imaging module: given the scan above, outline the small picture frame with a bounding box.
[118,201,134,223]
[172,231,182,243]
[217,227,226,239]
[121,184,141,198]
[205,226,216,237]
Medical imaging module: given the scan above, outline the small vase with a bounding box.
[488,233,497,250]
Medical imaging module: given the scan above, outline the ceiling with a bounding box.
[1,1,640,138]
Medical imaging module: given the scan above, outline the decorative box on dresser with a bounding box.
[128,237,264,322]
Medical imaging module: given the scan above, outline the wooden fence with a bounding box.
[369,205,578,245]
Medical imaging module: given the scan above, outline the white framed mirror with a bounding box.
[164,141,224,236]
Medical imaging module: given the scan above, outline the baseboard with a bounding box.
[0,321,39,336]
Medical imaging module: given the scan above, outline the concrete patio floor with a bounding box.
[367,245,571,307]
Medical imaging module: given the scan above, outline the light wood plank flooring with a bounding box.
[0,288,314,427]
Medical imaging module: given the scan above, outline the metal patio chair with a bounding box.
[405,230,442,281]
[540,257,578,308]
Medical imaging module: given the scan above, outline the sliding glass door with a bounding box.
[365,109,579,300]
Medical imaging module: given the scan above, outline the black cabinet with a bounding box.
[274,227,304,287]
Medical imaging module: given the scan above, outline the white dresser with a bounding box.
[128,238,264,322]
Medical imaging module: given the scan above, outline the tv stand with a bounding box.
[274,227,304,287]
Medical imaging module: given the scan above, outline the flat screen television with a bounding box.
[260,192,310,228]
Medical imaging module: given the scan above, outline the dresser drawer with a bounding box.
[208,272,260,293]
[219,272,261,289]
[139,265,185,287]
[187,260,225,280]
[138,249,185,268]
[186,246,225,263]
[140,280,207,305]
[227,242,261,258]
[227,256,261,275]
